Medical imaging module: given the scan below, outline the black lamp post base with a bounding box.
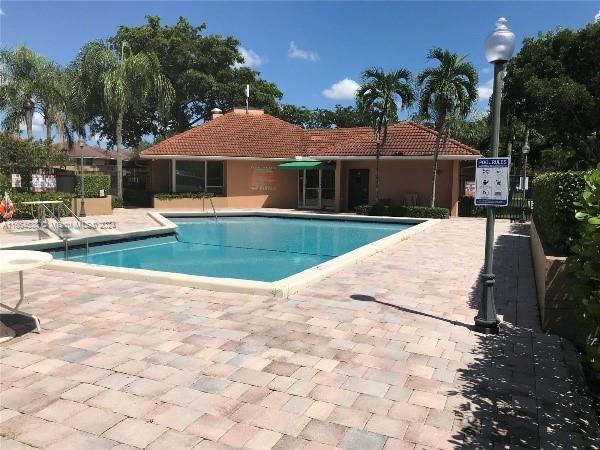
[474,318,500,334]
[475,272,500,334]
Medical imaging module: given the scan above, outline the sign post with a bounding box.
[475,157,510,207]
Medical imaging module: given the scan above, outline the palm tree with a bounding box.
[73,41,174,199]
[356,68,415,203]
[0,46,52,139]
[417,48,478,207]
[35,61,72,142]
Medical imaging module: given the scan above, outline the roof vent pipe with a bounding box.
[211,108,223,120]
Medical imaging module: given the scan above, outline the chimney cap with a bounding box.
[211,108,223,114]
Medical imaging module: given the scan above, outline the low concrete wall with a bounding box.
[71,196,112,216]
[531,220,589,346]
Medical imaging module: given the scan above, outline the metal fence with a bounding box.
[459,175,533,221]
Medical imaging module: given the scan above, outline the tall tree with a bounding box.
[417,48,478,207]
[276,104,371,129]
[357,68,415,202]
[36,61,70,141]
[0,46,53,139]
[504,21,600,169]
[73,41,175,199]
[105,16,281,145]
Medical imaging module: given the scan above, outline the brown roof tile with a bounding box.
[141,111,480,159]
[143,112,306,158]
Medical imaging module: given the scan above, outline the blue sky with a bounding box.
[1,1,599,140]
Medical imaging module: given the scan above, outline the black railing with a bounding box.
[459,175,533,221]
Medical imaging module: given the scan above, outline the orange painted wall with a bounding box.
[225,160,298,208]
[341,159,457,213]
[148,158,460,214]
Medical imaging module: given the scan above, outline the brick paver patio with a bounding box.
[1,216,598,449]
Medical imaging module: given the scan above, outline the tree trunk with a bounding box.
[375,141,381,203]
[46,123,52,141]
[116,112,124,199]
[376,123,389,204]
[429,113,446,208]
[24,99,34,139]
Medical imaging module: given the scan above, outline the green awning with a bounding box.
[278,161,335,171]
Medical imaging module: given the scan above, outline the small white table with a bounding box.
[0,250,52,336]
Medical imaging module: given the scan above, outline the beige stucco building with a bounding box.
[141,108,480,216]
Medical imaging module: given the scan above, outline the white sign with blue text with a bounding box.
[475,157,510,207]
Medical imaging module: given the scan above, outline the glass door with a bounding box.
[303,169,320,208]
[297,169,335,210]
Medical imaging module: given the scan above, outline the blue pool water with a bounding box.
[54,216,413,282]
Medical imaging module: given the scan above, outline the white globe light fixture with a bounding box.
[475,17,517,334]
[484,17,516,63]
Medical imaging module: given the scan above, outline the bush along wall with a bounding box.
[533,171,587,254]
[8,192,73,220]
[154,192,215,200]
[568,167,600,378]
[111,196,123,208]
[355,204,449,219]
[74,174,111,198]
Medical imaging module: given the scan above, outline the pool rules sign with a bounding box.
[475,157,510,207]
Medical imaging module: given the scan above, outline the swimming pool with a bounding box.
[53,216,414,282]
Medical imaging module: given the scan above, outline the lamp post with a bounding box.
[521,129,530,222]
[78,137,86,217]
[475,17,516,334]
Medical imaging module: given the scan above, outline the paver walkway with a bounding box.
[0,218,598,449]
[0,208,161,248]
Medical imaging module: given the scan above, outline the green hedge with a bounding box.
[155,192,215,200]
[533,171,587,254]
[74,174,110,198]
[355,204,449,219]
[8,192,73,220]
[568,167,600,375]
[112,196,123,208]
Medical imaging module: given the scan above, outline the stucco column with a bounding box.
[171,159,176,193]
[450,160,460,217]
[334,161,342,212]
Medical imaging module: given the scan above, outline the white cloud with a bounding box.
[322,78,360,100]
[288,41,318,62]
[595,9,600,22]
[0,8,4,16]
[477,77,494,102]
[480,67,491,75]
[236,47,267,69]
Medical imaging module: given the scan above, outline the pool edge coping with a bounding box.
[7,210,441,298]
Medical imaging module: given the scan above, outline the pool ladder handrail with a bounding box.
[202,196,218,222]
[36,203,90,260]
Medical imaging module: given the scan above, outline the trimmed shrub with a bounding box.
[533,171,587,254]
[74,174,110,198]
[568,167,600,375]
[355,204,449,219]
[155,192,215,200]
[7,191,73,220]
[0,173,10,193]
[112,196,123,209]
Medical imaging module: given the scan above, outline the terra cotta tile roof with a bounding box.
[141,110,480,159]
